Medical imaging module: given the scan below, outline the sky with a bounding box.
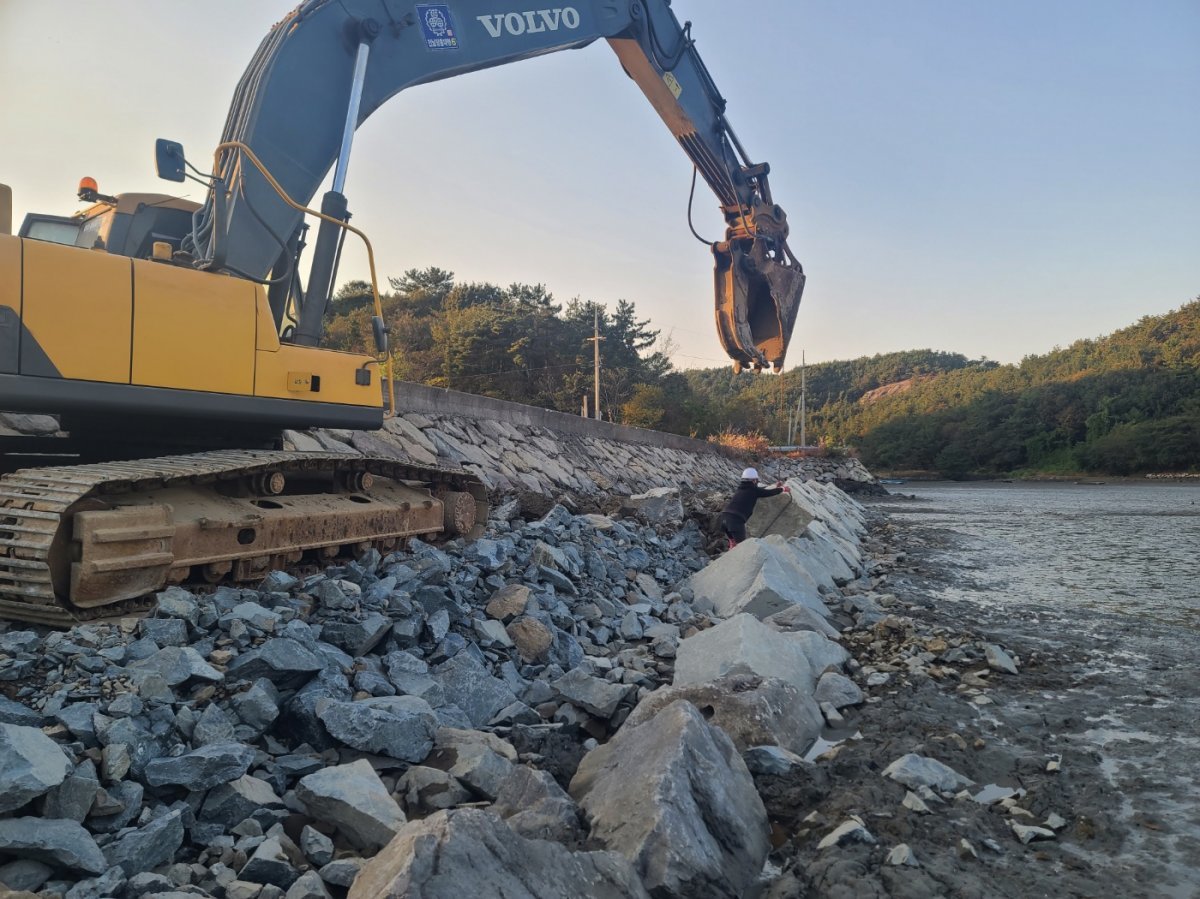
[1,1,1197,371]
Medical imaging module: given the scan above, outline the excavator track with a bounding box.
[0,450,487,627]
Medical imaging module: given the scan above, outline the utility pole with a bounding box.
[800,349,807,449]
[586,306,605,421]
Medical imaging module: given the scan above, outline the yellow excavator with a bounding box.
[0,0,805,625]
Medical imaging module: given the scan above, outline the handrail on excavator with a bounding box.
[209,141,397,418]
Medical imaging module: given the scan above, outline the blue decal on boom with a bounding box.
[416,4,459,50]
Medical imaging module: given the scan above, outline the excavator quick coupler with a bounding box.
[713,201,806,373]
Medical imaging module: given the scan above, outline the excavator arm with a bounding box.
[181,0,804,371]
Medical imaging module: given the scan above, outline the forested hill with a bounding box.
[815,300,1200,476]
[324,270,1199,476]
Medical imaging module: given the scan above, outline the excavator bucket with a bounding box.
[714,234,806,372]
[713,196,805,372]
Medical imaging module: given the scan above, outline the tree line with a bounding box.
[325,271,1200,476]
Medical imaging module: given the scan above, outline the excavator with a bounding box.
[0,0,805,625]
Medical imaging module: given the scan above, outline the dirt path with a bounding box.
[762,507,1200,898]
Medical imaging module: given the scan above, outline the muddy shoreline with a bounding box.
[762,500,1199,898]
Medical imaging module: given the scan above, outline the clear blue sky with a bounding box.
[1,1,1196,370]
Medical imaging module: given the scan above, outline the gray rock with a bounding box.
[883,753,975,792]
[125,872,179,897]
[42,759,101,822]
[431,652,518,728]
[318,859,365,889]
[787,629,850,676]
[144,742,256,791]
[985,643,1020,675]
[64,865,127,899]
[742,745,809,777]
[240,836,299,888]
[817,816,876,850]
[396,766,472,814]
[155,588,201,625]
[620,487,684,525]
[0,723,71,814]
[87,780,144,834]
[674,613,817,696]
[194,703,237,746]
[0,859,54,892]
[286,870,331,899]
[316,696,437,762]
[0,817,107,874]
[299,827,334,868]
[886,843,920,867]
[813,671,865,709]
[104,809,185,875]
[686,539,827,621]
[625,674,822,758]
[570,700,768,898]
[227,639,324,689]
[464,539,507,571]
[1011,822,1056,844]
[296,759,406,852]
[320,613,392,657]
[552,668,631,719]
[425,728,518,801]
[0,695,44,727]
[763,603,841,639]
[745,489,814,539]
[225,881,265,899]
[201,775,285,826]
[233,680,281,734]
[127,646,223,686]
[345,809,648,899]
[139,617,189,647]
[492,765,584,845]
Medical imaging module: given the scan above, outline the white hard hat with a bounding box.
[741,467,759,480]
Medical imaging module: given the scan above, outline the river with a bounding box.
[870,481,1200,896]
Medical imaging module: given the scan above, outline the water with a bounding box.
[871,480,1200,895]
[874,481,1200,629]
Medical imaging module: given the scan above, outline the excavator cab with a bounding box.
[17,179,197,260]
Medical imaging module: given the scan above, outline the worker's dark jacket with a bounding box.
[720,480,783,540]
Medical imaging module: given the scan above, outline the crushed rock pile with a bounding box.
[0,469,1049,899]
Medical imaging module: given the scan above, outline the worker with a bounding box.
[719,467,790,549]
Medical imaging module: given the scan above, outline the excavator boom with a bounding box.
[185,0,805,369]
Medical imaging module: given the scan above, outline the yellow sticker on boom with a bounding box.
[663,71,682,100]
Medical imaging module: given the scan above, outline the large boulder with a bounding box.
[686,539,827,621]
[570,700,769,899]
[674,613,816,695]
[348,809,648,899]
[296,760,406,852]
[0,724,71,814]
[623,674,822,757]
[745,490,814,539]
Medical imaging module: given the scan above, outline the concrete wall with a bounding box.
[386,381,717,454]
